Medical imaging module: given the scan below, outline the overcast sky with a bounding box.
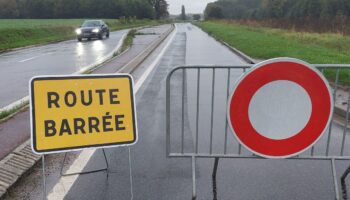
[167,0,217,15]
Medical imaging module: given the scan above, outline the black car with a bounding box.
[75,20,109,41]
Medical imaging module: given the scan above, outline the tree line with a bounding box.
[0,0,169,19]
[204,0,350,33]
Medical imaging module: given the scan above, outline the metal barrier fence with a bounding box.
[166,64,350,200]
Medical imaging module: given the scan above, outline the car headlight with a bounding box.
[92,28,99,33]
[75,29,82,35]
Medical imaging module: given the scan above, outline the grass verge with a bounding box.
[195,20,350,85]
[0,105,28,123]
[0,19,165,52]
[0,109,15,121]
[120,29,136,53]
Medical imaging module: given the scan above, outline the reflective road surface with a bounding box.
[0,30,127,107]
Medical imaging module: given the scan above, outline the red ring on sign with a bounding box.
[229,60,332,158]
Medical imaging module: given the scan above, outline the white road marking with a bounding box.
[47,150,95,200]
[18,57,37,62]
[47,26,177,199]
[18,52,52,63]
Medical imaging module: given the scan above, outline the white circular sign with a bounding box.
[248,80,312,140]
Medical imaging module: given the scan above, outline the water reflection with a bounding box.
[92,40,105,52]
[75,40,106,71]
[92,40,106,67]
[76,43,84,57]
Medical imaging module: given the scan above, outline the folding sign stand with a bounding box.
[40,148,135,200]
[59,148,109,177]
[41,149,110,200]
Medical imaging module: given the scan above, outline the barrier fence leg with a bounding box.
[212,158,219,200]
[192,156,197,200]
[331,159,340,200]
[341,164,350,199]
[102,148,109,179]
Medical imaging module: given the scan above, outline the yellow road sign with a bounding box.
[30,74,137,154]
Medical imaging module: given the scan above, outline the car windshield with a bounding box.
[81,21,101,27]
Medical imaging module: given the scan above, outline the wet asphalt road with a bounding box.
[4,23,350,200]
[61,24,350,199]
[0,30,127,107]
[0,25,170,161]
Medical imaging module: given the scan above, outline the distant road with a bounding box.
[0,30,127,108]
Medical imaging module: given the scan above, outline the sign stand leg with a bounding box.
[128,147,134,199]
[42,155,46,200]
[60,149,109,177]
[192,156,197,200]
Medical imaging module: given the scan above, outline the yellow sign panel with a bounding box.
[30,74,137,154]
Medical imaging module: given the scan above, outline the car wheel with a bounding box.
[98,34,103,40]
[77,37,82,42]
[106,32,109,38]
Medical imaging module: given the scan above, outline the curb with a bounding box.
[0,141,41,198]
[219,41,256,64]
[0,24,175,199]
[0,103,29,124]
[193,24,256,64]
[334,104,350,121]
[120,24,175,73]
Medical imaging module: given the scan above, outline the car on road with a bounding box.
[75,20,109,41]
